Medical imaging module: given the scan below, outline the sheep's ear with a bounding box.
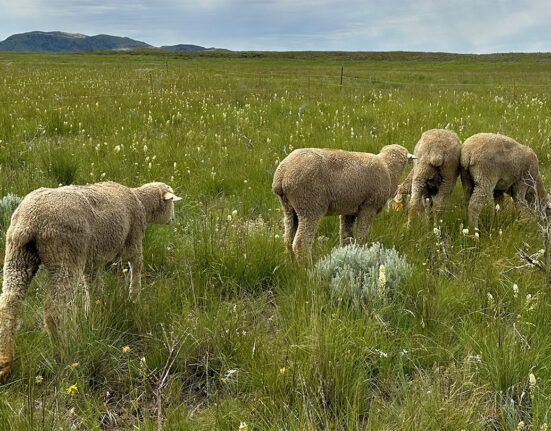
[163,192,182,202]
[407,153,417,160]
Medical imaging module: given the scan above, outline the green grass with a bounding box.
[2,50,551,429]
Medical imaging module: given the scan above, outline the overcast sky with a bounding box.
[1,0,550,53]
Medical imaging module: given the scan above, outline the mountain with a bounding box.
[160,44,213,52]
[0,31,152,52]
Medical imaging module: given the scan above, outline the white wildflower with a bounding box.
[378,265,386,296]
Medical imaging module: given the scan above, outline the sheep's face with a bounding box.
[140,182,182,224]
[379,144,410,168]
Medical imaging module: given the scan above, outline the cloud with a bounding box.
[1,0,550,52]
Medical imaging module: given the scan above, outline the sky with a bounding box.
[1,0,551,53]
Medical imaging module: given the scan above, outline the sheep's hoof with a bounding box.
[0,360,12,384]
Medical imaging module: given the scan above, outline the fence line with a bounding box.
[2,72,551,107]
[4,66,551,89]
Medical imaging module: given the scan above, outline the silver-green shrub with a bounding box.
[314,242,411,304]
[0,194,23,234]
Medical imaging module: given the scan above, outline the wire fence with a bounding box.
[2,64,551,107]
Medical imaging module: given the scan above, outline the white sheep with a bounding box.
[0,181,181,382]
[272,144,413,264]
[460,133,550,227]
[396,129,461,221]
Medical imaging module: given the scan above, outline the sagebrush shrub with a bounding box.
[314,242,411,304]
[0,193,23,233]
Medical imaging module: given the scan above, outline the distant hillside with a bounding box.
[160,44,213,52]
[0,31,151,52]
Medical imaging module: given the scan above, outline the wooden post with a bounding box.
[340,64,343,88]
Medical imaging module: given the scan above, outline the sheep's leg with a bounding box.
[44,266,80,344]
[460,167,474,216]
[0,245,40,383]
[511,182,532,217]
[339,215,356,246]
[355,205,379,245]
[292,215,321,266]
[127,245,143,301]
[279,197,298,254]
[432,176,456,218]
[408,176,426,223]
[83,266,100,316]
[468,184,493,229]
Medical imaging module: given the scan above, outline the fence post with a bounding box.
[340,64,343,88]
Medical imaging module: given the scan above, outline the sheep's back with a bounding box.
[461,133,538,187]
[10,182,144,262]
[276,148,391,215]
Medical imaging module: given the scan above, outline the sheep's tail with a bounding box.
[272,169,287,202]
[429,152,444,167]
[0,226,41,377]
[2,225,41,288]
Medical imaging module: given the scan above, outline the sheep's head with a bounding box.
[378,145,415,195]
[378,144,412,170]
[137,182,182,224]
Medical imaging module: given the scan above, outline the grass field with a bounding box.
[2,50,551,430]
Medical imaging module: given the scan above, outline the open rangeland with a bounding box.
[2,50,551,430]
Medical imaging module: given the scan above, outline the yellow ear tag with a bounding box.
[392,201,404,211]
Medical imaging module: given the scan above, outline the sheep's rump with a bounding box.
[273,148,390,216]
[8,182,144,263]
[461,134,538,192]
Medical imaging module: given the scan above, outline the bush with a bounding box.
[314,242,411,305]
[0,193,23,232]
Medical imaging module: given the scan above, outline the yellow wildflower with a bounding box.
[122,346,131,353]
[67,384,78,395]
[71,362,80,368]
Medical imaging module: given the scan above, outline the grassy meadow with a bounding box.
[2,50,551,429]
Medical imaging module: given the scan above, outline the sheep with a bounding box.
[396,129,461,221]
[272,144,414,264]
[460,133,550,228]
[0,181,181,382]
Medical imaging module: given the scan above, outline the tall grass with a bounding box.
[1,51,551,429]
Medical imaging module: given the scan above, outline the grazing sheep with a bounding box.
[272,144,413,264]
[0,181,181,382]
[396,129,461,221]
[460,133,549,227]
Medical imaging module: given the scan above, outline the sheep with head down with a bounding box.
[396,129,461,221]
[0,181,181,383]
[272,144,414,265]
[460,133,550,228]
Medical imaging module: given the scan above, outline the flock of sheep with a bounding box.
[0,129,547,383]
[273,130,549,263]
